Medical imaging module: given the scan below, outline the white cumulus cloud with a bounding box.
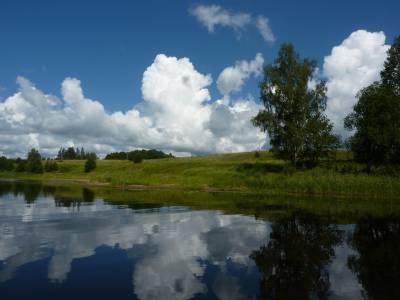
[256,16,275,43]
[0,54,266,157]
[217,53,264,95]
[189,4,251,33]
[324,30,389,135]
[189,4,275,44]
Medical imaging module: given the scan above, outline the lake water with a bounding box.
[0,181,399,300]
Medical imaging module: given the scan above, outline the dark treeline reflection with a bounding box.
[251,212,343,300]
[54,188,95,207]
[0,181,94,206]
[348,216,400,300]
[0,181,44,203]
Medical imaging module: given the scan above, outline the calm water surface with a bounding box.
[0,181,399,300]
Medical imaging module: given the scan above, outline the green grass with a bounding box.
[2,180,399,223]
[1,151,400,198]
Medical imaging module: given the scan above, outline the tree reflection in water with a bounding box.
[348,216,400,300]
[251,212,343,300]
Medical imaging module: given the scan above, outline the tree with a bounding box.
[65,147,77,160]
[57,147,64,160]
[348,216,400,300]
[253,43,337,166]
[44,160,58,172]
[84,156,96,173]
[344,37,400,169]
[80,147,85,159]
[26,149,43,173]
[344,83,400,168]
[105,149,170,161]
[381,36,400,96]
[133,155,143,164]
[105,151,129,160]
[251,212,342,299]
[0,156,14,171]
[15,158,27,172]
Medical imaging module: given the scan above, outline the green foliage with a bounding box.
[15,158,27,172]
[104,151,128,160]
[0,156,14,171]
[345,83,400,167]
[26,149,43,173]
[345,37,400,169]
[253,43,338,166]
[381,36,400,96]
[133,156,143,164]
[127,149,171,161]
[57,147,96,160]
[84,157,96,173]
[105,149,172,162]
[44,160,58,172]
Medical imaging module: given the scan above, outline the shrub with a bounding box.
[0,156,14,171]
[15,159,27,172]
[133,156,143,164]
[44,160,58,172]
[84,157,96,173]
[26,149,43,173]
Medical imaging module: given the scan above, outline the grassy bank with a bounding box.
[1,151,400,198]
[1,180,400,223]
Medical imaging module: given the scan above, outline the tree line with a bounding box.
[57,147,97,160]
[253,36,400,170]
[0,148,97,174]
[105,149,172,163]
[0,148,172,174]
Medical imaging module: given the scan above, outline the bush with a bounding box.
[15,159,27,172]
[84,157,96,173]
[105,149,171,161]
[0,156,14,171]
[26,149,43,173]
[254,151,260,158]
[44,160,58,172]
[133,155,143,164]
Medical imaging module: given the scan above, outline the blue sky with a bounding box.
[1,0,398,111]
[0,0,399,156]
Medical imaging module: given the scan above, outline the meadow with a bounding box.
[1,151,399,198]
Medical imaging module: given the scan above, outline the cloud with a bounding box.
[189,4,275,44]
[0,54,266,157]
[256,16,275,43]
[0,193,270,297]
[208,98,266,152]
[189,4,251,33]
[217,53,264,95]
[324,30,389,135]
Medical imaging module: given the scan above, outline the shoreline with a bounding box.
[1,175,398,200]
[1,152,400,199]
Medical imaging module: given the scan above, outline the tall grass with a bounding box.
[1,151,400,198]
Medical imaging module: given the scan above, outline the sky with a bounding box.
[0,0,399,157]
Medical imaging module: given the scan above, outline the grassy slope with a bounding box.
[1,151,400,198]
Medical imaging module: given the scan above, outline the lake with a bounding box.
[0,181,399,300]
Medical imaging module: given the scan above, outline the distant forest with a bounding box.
[0,148,172,174]
[105,149,172,163]
[57,147,97,160]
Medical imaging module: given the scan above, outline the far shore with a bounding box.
[1,151,400,199]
